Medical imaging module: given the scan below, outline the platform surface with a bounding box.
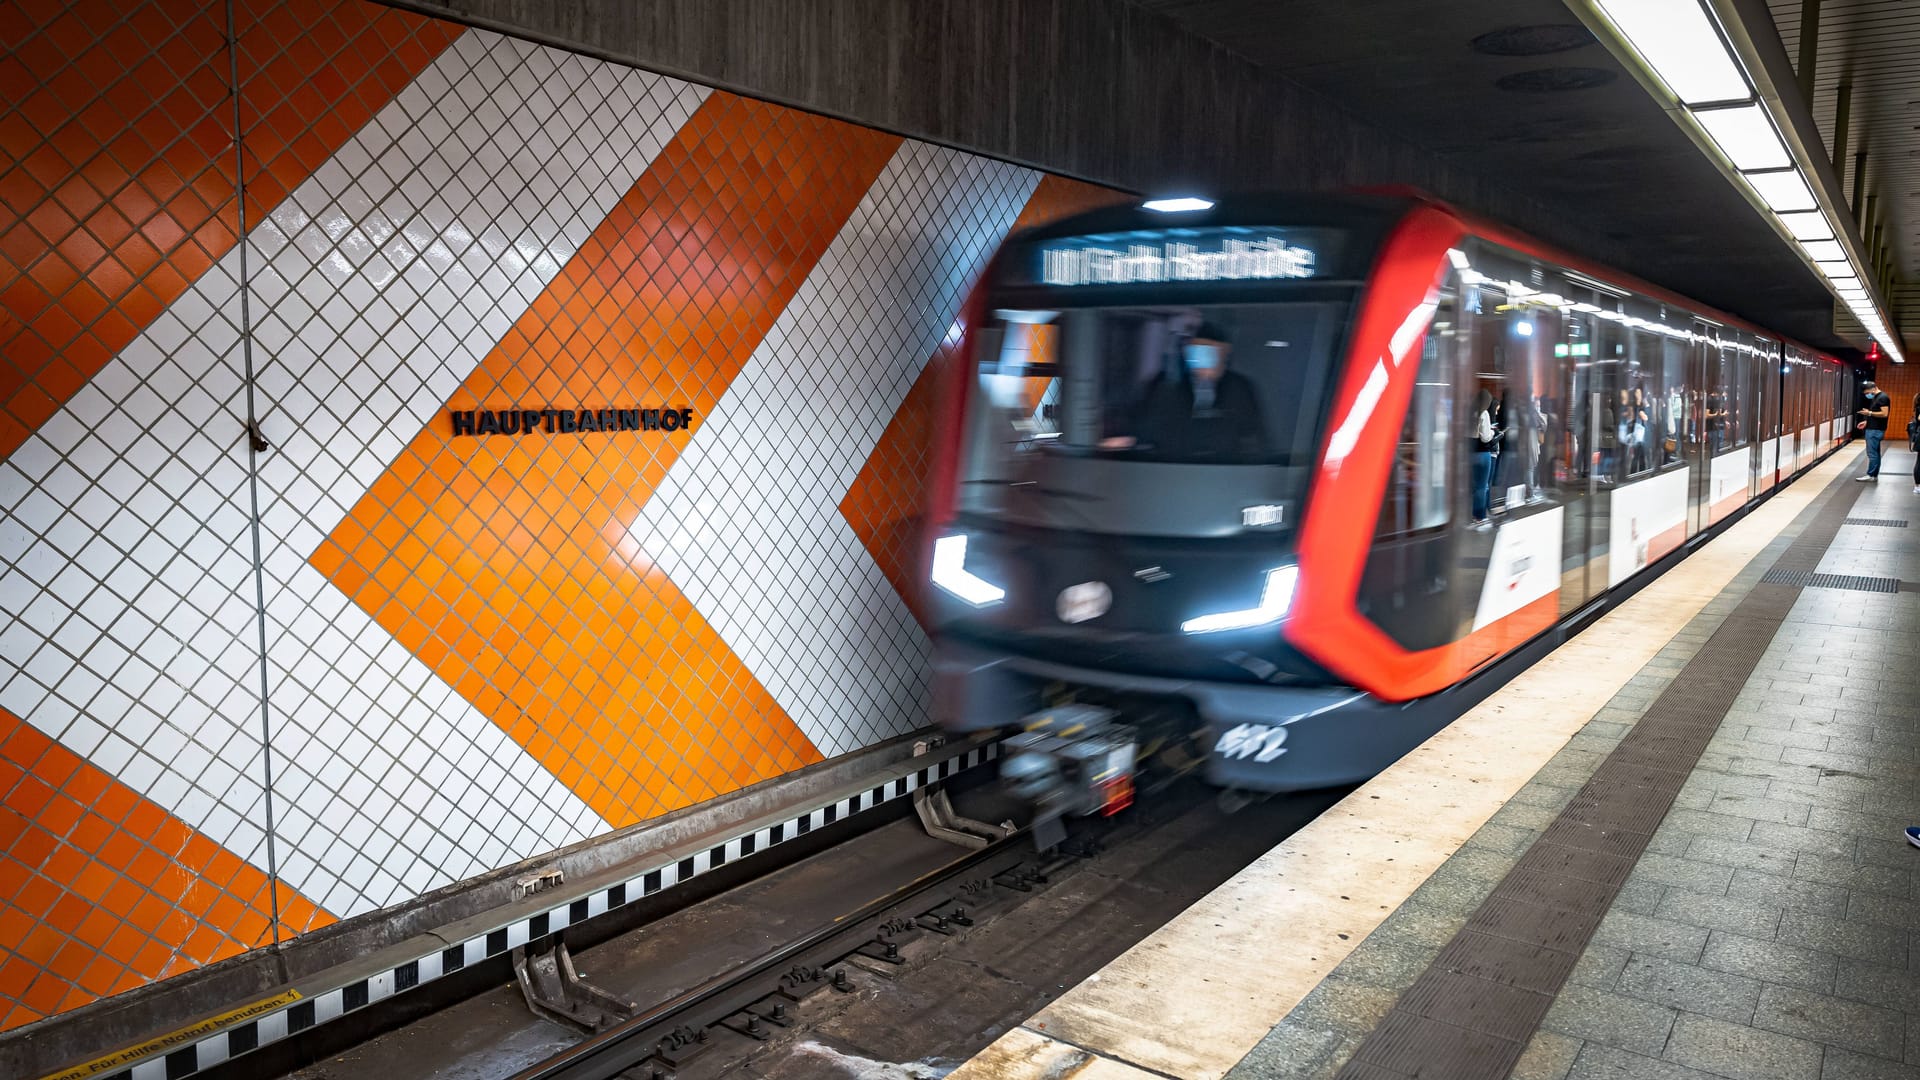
[951,444,1920,1080]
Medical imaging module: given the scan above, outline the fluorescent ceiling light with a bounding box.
[1799,238,1845,262]
[1143,197,1213,213]
[1693,103,1790,171]
[1775,211,1833,241]
[1595,0,1750,105]
[1745,170,1816,212]
[1815,260,1854,278]
[1828,276,1860,292]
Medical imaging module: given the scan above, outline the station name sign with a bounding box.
[1040,229,1317,287]
[451,406,695,437]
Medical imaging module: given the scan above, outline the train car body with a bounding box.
[925,193,1853,798]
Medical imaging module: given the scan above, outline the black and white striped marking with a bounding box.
[93,743,998,1080]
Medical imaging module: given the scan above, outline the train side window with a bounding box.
[1376,286,1456,537]
[1733,342,1754,450]
[1464,289,1556,514]
[1654,332,1689,469]
[1620,328,1660,479]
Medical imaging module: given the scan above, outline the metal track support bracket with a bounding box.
[912,737,1013,849]
[912,784,1012,849]
[513,939,634,1033]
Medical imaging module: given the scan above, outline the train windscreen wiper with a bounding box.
[960,478,1106,502]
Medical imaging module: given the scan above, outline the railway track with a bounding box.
[281,773,1339,1080]
[512,830,1042,1080]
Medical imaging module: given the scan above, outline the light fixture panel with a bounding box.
[1799,238,1845,262]
[1594,0,1751,105]
[1745,170,1817,212]
[1693,103,1791,171]
[1775,211,1833,242]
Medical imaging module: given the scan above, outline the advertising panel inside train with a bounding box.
[1708,448,1750,524]
[1608,468,1689,587]
[1471,508,1564,632]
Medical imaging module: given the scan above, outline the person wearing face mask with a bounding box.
[1126,322,1270,461]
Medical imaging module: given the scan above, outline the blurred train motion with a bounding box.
[923,193,1853,823]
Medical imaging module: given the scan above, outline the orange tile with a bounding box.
[0,709,334,1033]
[315,92,897,828]
[0,0,462,461]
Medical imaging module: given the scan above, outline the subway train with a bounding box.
[923,193,1854,814]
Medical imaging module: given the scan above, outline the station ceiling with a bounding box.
[1132,0,1914,358]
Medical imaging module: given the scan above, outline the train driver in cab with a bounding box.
[1101,322,1271,461]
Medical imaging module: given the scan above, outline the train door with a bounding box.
[1686,322,1716,537]
[1760,342,1784,488]
[1558,296,1620,608]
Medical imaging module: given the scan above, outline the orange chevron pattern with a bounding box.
[840,176,1130,623]
[313,92,902,828]
[0,709,333,1034]
[0,0,461,459]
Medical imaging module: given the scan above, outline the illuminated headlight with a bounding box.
[1181,566,1299,634]
[931,535,1006,606]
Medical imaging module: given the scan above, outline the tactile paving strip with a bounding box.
[1335,471,1867,1080]
[1841,517,1907,528]
[1759,568,1902,593]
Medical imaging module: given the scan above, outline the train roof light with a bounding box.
[1142,196,1214,213]
[1593,0,1749,105]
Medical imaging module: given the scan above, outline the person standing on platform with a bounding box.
[1910,392,1920,495]
[1855,379,1890,481]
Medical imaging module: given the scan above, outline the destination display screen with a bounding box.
[1009,226,1348,289]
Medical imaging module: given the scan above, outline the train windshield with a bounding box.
[958,301,1345,536]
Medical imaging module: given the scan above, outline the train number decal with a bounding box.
[1215,722,1290,763]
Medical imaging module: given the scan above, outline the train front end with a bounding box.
[925,196,1428,812]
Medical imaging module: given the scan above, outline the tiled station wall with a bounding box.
[1875,362,1919,425]
[0,0,1124,1032]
